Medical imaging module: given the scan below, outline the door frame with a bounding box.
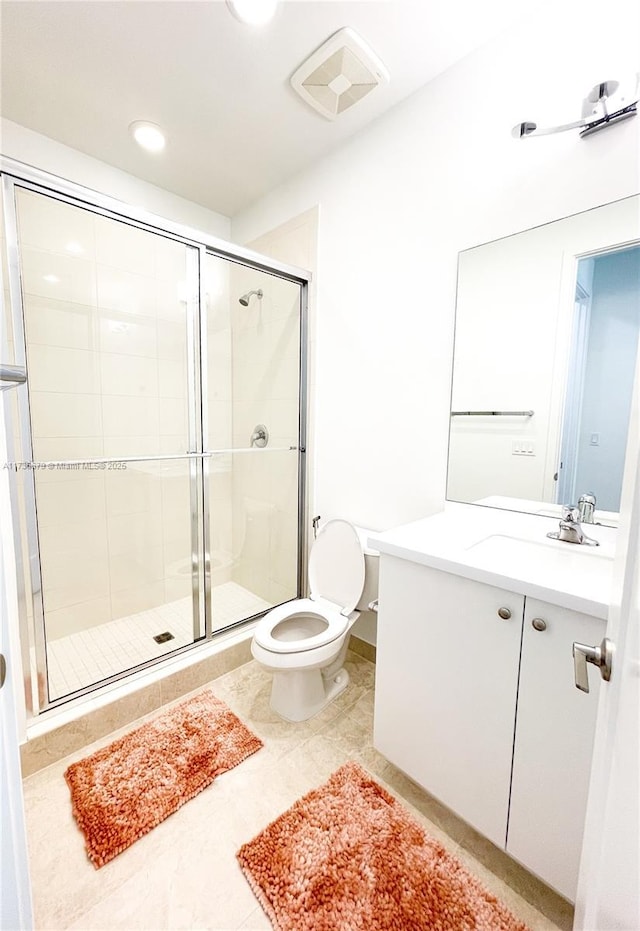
[574,333,640,928]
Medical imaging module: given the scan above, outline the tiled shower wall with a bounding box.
[3,186,308,648]
[14,189,197,639]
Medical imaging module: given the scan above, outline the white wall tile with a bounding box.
[27,345,101,394]
[35,476,107,527]
[101,394,160,438]
[100,352,158,397]
[108,547,165,593]
[156,319,187,360]
[208,401,232,449]
[40,552,110,611]
[30,437,105,479]
[29,391,102,442]
[96,265,156,316]
[102,436,160,458]
[160,468,190,513]
[158,397,187,437]
[16,188,95,256]
[158,357,187,399]
[110,583,166,620]
[45,597,112,640]
[163,577,193,603]
[38,517,108,561]
[24,298,97,351]
[106,512,163,558]
[155,279,186,321]
[104,465,163,517]
[21,247,97,307]
[94,214,156,276]
[158,434,188,455]
[154,237,188,283]
[98,312,157,358]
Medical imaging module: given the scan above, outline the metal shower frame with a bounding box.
[0,156,311,719]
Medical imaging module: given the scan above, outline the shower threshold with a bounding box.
[45,582,271,702]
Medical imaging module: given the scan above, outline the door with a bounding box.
[374,557,524,848]
[5,180,205,706]
[507,599,604,901]
[0,398,33,930]
[203,254,302,634]
[574,339,640,929]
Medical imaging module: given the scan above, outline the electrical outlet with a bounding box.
[512,441,536,456]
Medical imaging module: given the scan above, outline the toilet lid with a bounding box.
[309,519,365,615]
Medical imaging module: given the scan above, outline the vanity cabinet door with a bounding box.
[373,555,524,847]
[507,598,605,902]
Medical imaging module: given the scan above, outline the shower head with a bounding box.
[239,289,263,306]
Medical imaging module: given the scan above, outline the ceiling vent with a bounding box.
[291,27,390,120]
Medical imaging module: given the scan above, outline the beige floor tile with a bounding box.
[236,906,271,930]
[22,654,571,931]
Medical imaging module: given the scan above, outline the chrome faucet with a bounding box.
[577,492,597,524]
[547,506,600,546]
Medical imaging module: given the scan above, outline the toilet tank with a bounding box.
[353,526,380,612]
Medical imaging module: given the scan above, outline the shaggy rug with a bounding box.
[237,761,530,931]
[65,689,262,868]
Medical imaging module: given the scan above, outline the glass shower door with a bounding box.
[204,254,302,633]
[9,184,204,703]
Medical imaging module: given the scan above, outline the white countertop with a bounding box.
[369,503,617,619]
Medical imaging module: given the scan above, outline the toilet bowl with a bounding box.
[251,519,379,722]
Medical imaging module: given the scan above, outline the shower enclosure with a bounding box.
[0,160,309,715]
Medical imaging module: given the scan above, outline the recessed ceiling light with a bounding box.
[226,0,278,26]
[129,121,166,153]
[43,274,60,284]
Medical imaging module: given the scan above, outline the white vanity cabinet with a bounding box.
[373,548,607,902]
[507,598,604,901]
[373,555,525,848]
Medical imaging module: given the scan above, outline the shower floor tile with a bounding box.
[46,583,272,701]
[22,653,573,931]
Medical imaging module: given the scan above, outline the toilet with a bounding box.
[251,520,379,722]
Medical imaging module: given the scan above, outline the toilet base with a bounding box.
[270,665,350,722]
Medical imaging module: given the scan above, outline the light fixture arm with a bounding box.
[512,76,639,139]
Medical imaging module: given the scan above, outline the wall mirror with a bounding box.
[447,195,640,527]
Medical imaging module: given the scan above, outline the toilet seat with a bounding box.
[254,520,366,655]
[253,598,348,654]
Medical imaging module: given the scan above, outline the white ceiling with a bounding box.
[0,0,519,217]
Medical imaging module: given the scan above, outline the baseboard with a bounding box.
[20,639,252,778]
[349,635,376,664]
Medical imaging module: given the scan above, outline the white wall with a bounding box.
[232,2,640,539]
[1,118,230,239]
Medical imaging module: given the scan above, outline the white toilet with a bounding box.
[251,520,379,722]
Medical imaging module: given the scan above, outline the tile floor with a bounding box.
[47,584,272,700]
[23,652,574,930]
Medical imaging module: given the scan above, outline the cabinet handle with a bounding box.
[497,607,512,620]
[531,618,547,632]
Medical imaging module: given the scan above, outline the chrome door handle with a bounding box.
[572,637,613,692]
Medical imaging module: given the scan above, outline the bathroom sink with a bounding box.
[465,533,613,589]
